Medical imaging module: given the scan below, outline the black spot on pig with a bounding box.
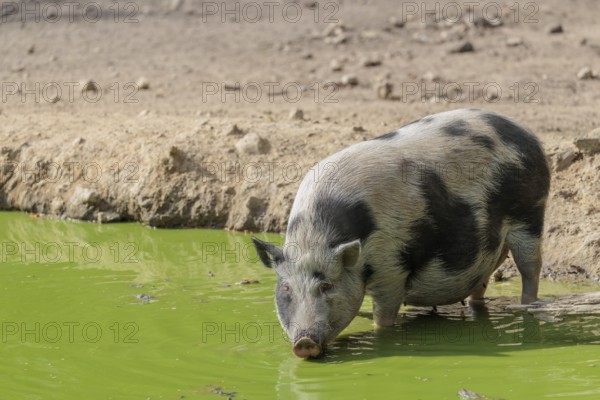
[399,170,480,273]
[481,113,550,243]
[442,119,470,136]
[314,196,376,248]
[471,135,495,150]
[362,264,374,284]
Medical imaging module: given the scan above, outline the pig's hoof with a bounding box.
[293,337,322,359]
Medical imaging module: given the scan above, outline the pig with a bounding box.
[252,108,550,358]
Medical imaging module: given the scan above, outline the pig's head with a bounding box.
[252,237,365,358]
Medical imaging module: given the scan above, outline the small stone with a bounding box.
[362,56,382,67]
[27,45,35,54]
[330,59,343,72]
[289,108,304,120]
[472,16,502,28]
[547,24,563,34]
[575,128,600,155]
[421,71,442,82]
[136,77,150,90]
[225,124,244,136]
[352,126,366,133]
[389,16,405,28]
[448,41,474,54]
[238,279,260,285]
[96,211,122,223]
[72,137,85,146]
[554,149,581,172]
[235,133,271,155]
[223,82,241,91]
[506,37,524,47]
[302,52,313,59]
[577,67,595,80]
[80,79,98,92]
[493,270,504,282]
[341,74,358,86]
[375,82,393,99]
[138,109,149,117]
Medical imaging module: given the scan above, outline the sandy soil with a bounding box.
[0,0,599,281]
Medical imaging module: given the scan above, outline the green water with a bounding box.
[0,212,599,400]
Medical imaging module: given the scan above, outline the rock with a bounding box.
[554,149,581,171]
[547,24,564,34]
[389,16,405,28]
[457,388,485,399]
[136,77,150,90]
[225,124,244,136]
[341,74,358,86]
[448,41,474,54]
[330,59,343,72]
[362,56,382,67]
[577,67,595,80]
[80,79,98,92]
[165,146,186,173]
[352,126,365,133]
[66,187,99,219]
[237,279,260,285]
[235,133,271,155]
[421,71,443,82]
[575,128,600,155]
[96,211,122,223]
[506,37,524,47]
[138,109,149,117]
[289,108,304,120]
[27,45,35,54]
[375,82,393,99]
[472,16,502,28]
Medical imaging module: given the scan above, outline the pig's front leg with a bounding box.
[369,273,408,327]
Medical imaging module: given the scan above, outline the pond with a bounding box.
[1,212,599,399]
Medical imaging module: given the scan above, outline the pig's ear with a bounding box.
[334,239,361,269]
[252,237,284,269]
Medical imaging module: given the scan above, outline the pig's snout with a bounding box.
[292,337,322,358]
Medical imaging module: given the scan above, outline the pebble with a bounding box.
[136,77,150,90]
[547,23,564,34]
[330,59,343,72]
[506,37,524,47]
[289,108,304,120]
[448,41,474,53]
[341,74,358,86]
[577,67,596,80]
[225,124,245,136]
[375,82,393,99]
[574,128,600,155]
[389,16,405,28]
[554,149,581,172]
[235,133,271,155]
[362,56,382,67]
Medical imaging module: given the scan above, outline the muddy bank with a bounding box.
[1,111,599,282]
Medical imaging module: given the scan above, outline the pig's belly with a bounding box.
[402,262,493,306]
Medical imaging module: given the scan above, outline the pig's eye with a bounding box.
[320,282,334,294]
[281,283,290,292]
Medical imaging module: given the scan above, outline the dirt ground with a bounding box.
[0,0,599,281]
